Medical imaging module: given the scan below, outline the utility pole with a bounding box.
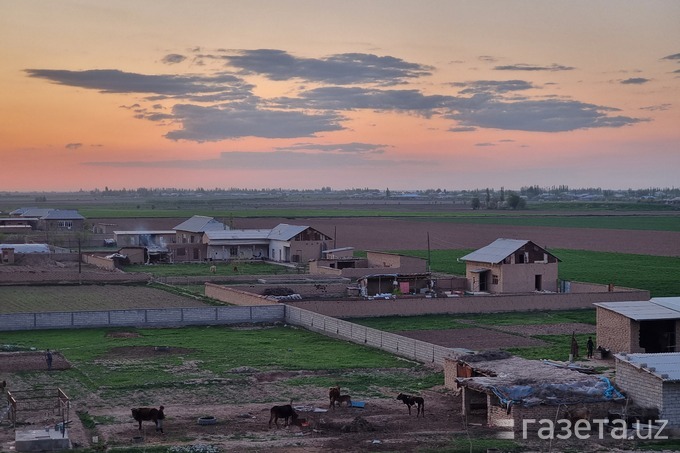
[427,232,431,272]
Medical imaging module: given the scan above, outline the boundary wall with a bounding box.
[285,289,650,318]
[284,305,463,367]
[0,305,284,331]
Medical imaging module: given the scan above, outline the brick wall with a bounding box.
[205,282,353,302]
[597,308,636,354]
[615,359,664,417]
[205,283,275,306]
[82,254,117,270]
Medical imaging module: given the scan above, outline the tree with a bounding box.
[471,197,481,210]
[507,193,526,210]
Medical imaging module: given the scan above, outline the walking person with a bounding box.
[46,349,53,370]
[586,337,594,359]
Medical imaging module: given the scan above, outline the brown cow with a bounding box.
[329,386,341,409]
[268,404,298,428]
[131,406,165,433]
[397,393,425,417]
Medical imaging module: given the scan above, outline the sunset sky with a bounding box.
[1,1,679,192]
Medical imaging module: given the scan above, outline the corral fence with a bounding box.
[284,305,465,367]
[3,388,70,430]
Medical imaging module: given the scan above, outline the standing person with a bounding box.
[586,337,595,359]
[46,349,53,370]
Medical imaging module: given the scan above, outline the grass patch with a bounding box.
[506,333,592,361]
[432,436,522,453]
[0,326,413,392]
[350,309,595,332]
[394,248,680,297]
[286,370,443,397]
[122,262,300,277]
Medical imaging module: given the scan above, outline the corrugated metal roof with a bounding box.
[173,215,225,233]
[18,208,54,218]
[41,209,84,220]
[616,353,680,382]
[114,231,176,235]
[0,243,51,253]
[205,229,272,241]
[459,238,530,264]
[650,297,680,312]
[267,224,309,241]
[594,301,680,320]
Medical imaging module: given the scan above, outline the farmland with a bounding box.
[1,194,679,451]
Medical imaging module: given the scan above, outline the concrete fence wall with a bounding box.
[285,289,650,318]
[284,305,461,367]
[205,283,275,306]
[0,305,285,331]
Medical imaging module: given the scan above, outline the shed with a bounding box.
[595,297,680,354]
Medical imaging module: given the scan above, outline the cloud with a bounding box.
[65,143,82,150]
[275,86,453,114]
[161,54,187,65]
[164,104,345,141]
[662,53,680,61]
[83,150,418,170]
[25,69,253,101]
[640,103,671,111]
[478,55,498,63]
[275,142,387,154]
[475,142,496,147]
[620,77,650,85]
[445,98,646,132]
[493,63,575,71]
[453,80,535,94]
[448,126,476,132]
[220,49,432,85]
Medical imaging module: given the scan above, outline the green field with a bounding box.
[122,261,301,277]
[395,249,680,297]
[1,326,438,402]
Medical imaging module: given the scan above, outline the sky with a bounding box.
[1,0,679,192]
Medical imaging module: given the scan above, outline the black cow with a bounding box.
[131,406,165,433]
[397,393,425,417]
[268,404,298,428]
[329,386,341,409]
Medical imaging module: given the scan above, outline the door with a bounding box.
[535,275,542,291]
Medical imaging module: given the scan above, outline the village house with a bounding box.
[8,208,85,232]
[459,238,560,293]
[172,215,226,262]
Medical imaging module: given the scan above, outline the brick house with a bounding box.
[9,208,85,231]
[308,250,428,279]
[615,353,680,427]
[459,238,559,293]
[595,297,680,354]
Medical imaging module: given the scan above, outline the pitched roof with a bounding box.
[17,208,54,218]
[0,243,51,253]
[173,215,225,233]
[459,238,557,264]
[41,209,84,220]
[205,229,272,241]
[460,239,530,264]
[267,224,310,241]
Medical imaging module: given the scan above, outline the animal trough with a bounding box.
[350,401,366,408]
[15,428,70,452]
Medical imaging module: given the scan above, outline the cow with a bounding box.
[397,393,425,417]
[336,394,352,407]
[268,404,298,428]
[131,406,165,433]
[329,386,341,409]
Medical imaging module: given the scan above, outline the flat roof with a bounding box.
[616,353,680,382]
[594,300,680,321]
[114,230,176,235]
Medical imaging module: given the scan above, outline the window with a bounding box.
[230,246,238,256]
[492,274,499,285]
[57,221,73,229]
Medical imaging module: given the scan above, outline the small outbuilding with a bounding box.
[595,297,680,354]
